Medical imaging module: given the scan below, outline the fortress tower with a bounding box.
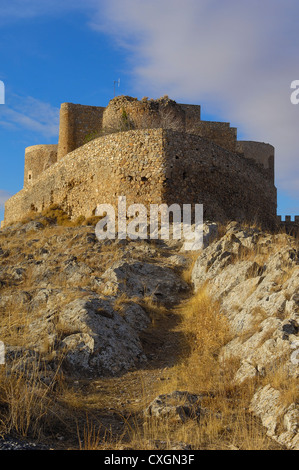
[3,95,279,228]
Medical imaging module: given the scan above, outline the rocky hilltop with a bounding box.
[0,211,298,450]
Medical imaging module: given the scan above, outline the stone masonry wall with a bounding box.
[179,104,201,132]
[192,121,237,152]
[24,97,266,190]
[57,103,105,161]
[4,129,277,228]
[162,130,277,225]
[5,129,166,225]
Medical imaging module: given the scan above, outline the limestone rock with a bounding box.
[192,223,299,383]
[144,391,203,422]
[56,296,149,375]
[101,260,189,303]
[191,222,299,448]
[250,385,299,450]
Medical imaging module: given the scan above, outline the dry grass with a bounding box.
[129,286,274,450]
[180,250,201,285]
[19,205,103,229]
[0,268,285,450]
[232,242,267,266]
[125,281,290,450]
[263,363,299,407]
[77,416,102,450]
[0,295,39,349]
[0,360,67,439]
[139,295,170,327]
[170,287,232,391]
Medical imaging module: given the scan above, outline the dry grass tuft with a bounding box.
[263,363,299,407]
[180,250,201,285]
[0,361,66,439]
[159,286,232,393]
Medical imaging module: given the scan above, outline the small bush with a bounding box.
[41,205,73,226]
[20,210,39,224]
[72,215,86,227]
[84,216,102,226]
[84,131,101,144]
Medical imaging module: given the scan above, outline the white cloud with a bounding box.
[0,95,59,137]
[89,0,299,202]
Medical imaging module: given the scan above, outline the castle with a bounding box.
[2,95,289,229]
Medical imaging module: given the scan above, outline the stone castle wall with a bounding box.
[278,216,299,223]
[193,121,237,152]
[25,98,239,187]
[178,104,201,131]
[162,130,276,223]
[26,96,255,184]
[3,95,279,229]
[5,129,166,225]
[277,215,299,236]
[4,129,277,228]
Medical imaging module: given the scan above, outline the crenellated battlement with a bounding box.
[277,215,299,236]
[277,215,299,224]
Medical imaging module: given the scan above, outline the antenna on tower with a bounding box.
[113,78,120,97]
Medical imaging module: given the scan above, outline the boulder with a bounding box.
[144,391,203,422]
[101,260,189,303]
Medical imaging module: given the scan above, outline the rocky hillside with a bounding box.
[192,222,299,449]
[0,213,298,450]
[0,216,190,378]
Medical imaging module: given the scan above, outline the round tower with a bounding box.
[236,141,275,182]
[24,144,58,188]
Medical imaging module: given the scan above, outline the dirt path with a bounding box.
[73,298,187,446]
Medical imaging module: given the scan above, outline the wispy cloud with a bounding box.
[0,0,91,25]
[0,95,59,137]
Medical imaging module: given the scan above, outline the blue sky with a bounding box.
[0,0,298,222]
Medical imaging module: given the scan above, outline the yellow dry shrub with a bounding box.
[164,285,232,394]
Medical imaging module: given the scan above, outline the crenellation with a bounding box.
[278,215,299,224]
[277,215,299,235]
